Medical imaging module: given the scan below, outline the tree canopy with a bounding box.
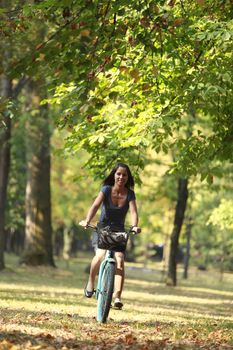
[2,0,231,179]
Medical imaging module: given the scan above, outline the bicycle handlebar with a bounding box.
[79,221,139,234]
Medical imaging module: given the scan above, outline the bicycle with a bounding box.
[81,223,136,323]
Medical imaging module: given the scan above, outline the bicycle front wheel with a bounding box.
[97,262,115,323]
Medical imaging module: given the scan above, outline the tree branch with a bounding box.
[12,76,29,98]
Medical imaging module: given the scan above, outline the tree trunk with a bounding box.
[167,178,188,286]
[0,76,12,270]
[21,81,55,266]
[183,216,192,279]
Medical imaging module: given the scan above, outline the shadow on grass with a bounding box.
[0,288,94,308]
[125,279,233,300]
[122,298,233,322]
[0,265,88,289]
[123,281,233,321]
[126,266,233,292]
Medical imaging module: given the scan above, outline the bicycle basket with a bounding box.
[97,225,128,252]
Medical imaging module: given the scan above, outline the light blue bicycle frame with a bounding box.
[96,250,115,300]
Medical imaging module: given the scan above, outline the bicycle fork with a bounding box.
[96,250,115,300]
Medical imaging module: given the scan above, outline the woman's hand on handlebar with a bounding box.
[79,220,89,229]
[131,226,141,234]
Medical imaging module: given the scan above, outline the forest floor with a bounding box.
[0,253,232,350]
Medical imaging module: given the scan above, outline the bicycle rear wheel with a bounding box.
[97,262,115,323]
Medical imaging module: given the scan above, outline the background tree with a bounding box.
[20,80,54,266]
[183,215,192,280]
[167,177,188,285]
[0,0,28,268]
[0,75,12,270]
[5,111,27,255]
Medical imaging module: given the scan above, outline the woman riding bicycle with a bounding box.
[80,162,141,309]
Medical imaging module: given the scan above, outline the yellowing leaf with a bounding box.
[36,43,44,50]
[167,0,176,7]
[119,66,129,74]
[142,83,151,91]
[39,53,45,61]
[130,68,140,81]
[173,18,184,27]
[80,29,90,37]
[124,333,135,345]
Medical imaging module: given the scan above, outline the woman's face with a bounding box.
[114,166,128,187]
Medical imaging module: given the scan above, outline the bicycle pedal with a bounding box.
[110,304,121,310]
[113,302,123,310]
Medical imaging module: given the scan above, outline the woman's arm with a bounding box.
[129,200,141,233]
[82,192,105,227]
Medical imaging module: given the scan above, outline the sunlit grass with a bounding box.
[0,254,232,349]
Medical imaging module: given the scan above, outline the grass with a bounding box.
[0,253,232,349]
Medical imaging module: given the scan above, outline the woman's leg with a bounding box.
[114,252,125,299]
[86,249,106,291]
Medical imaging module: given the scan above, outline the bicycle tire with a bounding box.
[97,262,115,323]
